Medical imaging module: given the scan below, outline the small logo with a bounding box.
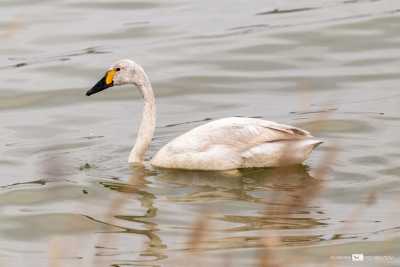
[352,254,364,262]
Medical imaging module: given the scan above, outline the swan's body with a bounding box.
[151,117,321,170]
[87,59,322,171]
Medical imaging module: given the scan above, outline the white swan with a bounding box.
[86,59,322,170]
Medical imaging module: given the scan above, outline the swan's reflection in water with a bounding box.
[156,165,322,207]
[97,165,327,264]
[95,165,167,264]
[158,166,326,249]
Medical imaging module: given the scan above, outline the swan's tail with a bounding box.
[241,138,323,168]
[299,138,323,158]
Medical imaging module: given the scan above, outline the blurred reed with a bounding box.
[0,17,22,38]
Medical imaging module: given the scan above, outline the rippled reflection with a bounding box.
[85,165,327,263]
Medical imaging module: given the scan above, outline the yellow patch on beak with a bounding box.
[105,69,116,85]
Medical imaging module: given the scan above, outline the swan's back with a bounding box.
[151,117,322,170]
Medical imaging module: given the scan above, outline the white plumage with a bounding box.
[152,117,322,170]
[87,59,322,171]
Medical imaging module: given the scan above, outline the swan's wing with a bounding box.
[196,117,311,150]
[167,117,312,153]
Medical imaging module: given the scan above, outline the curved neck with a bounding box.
[128,77,156,164]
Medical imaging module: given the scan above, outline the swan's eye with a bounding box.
[115,67,121,72]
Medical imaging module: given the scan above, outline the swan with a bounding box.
[86,59,322,170]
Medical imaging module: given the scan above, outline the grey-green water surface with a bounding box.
[1,1,400,266]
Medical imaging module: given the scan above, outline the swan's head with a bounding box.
[86,59,147,96]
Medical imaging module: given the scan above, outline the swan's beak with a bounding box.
[86,69,115,96]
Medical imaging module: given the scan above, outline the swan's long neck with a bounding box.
[128,74,156,164]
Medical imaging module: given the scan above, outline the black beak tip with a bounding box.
[86,75,112,96]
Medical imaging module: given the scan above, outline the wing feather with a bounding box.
[172,117,312,152]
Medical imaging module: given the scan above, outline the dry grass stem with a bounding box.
[1,17,23,38]
[186,208,212,253]
[48,238,62,267]
[258,236,281,267]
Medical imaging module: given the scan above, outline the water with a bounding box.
[1,0,400,266]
